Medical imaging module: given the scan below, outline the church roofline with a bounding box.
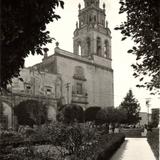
[79,5,105,15]
[54,47,113,72]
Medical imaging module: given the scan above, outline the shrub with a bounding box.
[147,129,159,160]
[1,122,125,160]
[58,104,84,123]
[97,133,125,160]
[1,122,99,160]
[0,130,24,157]
[0,129,24,144]
[85,106,101,122]
[14,100,48,127]
[2,145,58,160]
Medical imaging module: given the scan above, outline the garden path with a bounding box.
[110,138,156,160]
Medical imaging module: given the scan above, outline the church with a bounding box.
[1,0,114,129]
[31,0,114,109]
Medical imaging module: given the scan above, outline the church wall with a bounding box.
[55,51,114,108]
[9,68,59,98]
[2,102,12,129]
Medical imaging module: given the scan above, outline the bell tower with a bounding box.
[73,0,111,59]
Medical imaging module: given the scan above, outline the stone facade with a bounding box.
[34,0,114,109]
[139,112,151,126]
[0,93,57,129]
[1,0,114,128]
[18,0,114,109]
[9,68,61,98]
[51,47,113,109]
[0,69,59,129]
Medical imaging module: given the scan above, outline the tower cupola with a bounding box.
[84,0,99,7]
[73,0,111,60]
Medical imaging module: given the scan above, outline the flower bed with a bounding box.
[147,128,159,160]
[0,123,125,160]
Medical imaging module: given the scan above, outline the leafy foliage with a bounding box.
[0,122,125,160]
[1,0,64,88]
[119,90,141,124]
[115,0,160,93]
[96,107,127,125]
[97,133,125,160]
[151,109,159,128]
[57,104,84,124]
[84,106,101,122]
[2,145,58,160]
[147,129,159,160]
[96,107,116,125]
[14,100,48,127]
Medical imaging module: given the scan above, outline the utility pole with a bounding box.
[65,83,70,104]
[158,97,160,128]
[146,98,151,126]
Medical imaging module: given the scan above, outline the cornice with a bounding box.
[55,48,113,73]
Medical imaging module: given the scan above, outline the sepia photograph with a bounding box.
[0,0,160,159]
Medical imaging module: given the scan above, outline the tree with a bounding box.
[113,107,127,124]
[96,107,116,125]
[119,90,141,124]
[96,107,127,130]
[58,104,84,124]
[14,100,48,127]
[115,0,160,93]
[96,107,119,133]
[84,106,101,122]
[151,109,159,128]
[1,0,64,88]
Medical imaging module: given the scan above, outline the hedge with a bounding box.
[120,128,143,137]
[147,128,159,160]
[0,125,125,160]
[97,133,125,160]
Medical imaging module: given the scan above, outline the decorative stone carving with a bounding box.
[73,66,86,81]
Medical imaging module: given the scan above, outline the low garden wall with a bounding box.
[147,128,159,160]
[120,128,143,137]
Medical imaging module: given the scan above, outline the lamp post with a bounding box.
[158,97,160,128]
[146,98,151,126]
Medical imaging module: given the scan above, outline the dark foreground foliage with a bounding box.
[147,129,159,160]
[0,122,125,160]
[1,0,64,87]
[97,133,125,160]
[115,0,160,93]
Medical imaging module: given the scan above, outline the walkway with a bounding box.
[110,138,156,160]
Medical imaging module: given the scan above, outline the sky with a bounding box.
[25,0,160,112]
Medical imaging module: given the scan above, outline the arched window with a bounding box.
[89,15,92,22]
[94,15,96,22]
[81,19,84,26]
[1,102,12,129]
[78,42,82,56]
[104,40,109,58]
[97,37,102,56]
